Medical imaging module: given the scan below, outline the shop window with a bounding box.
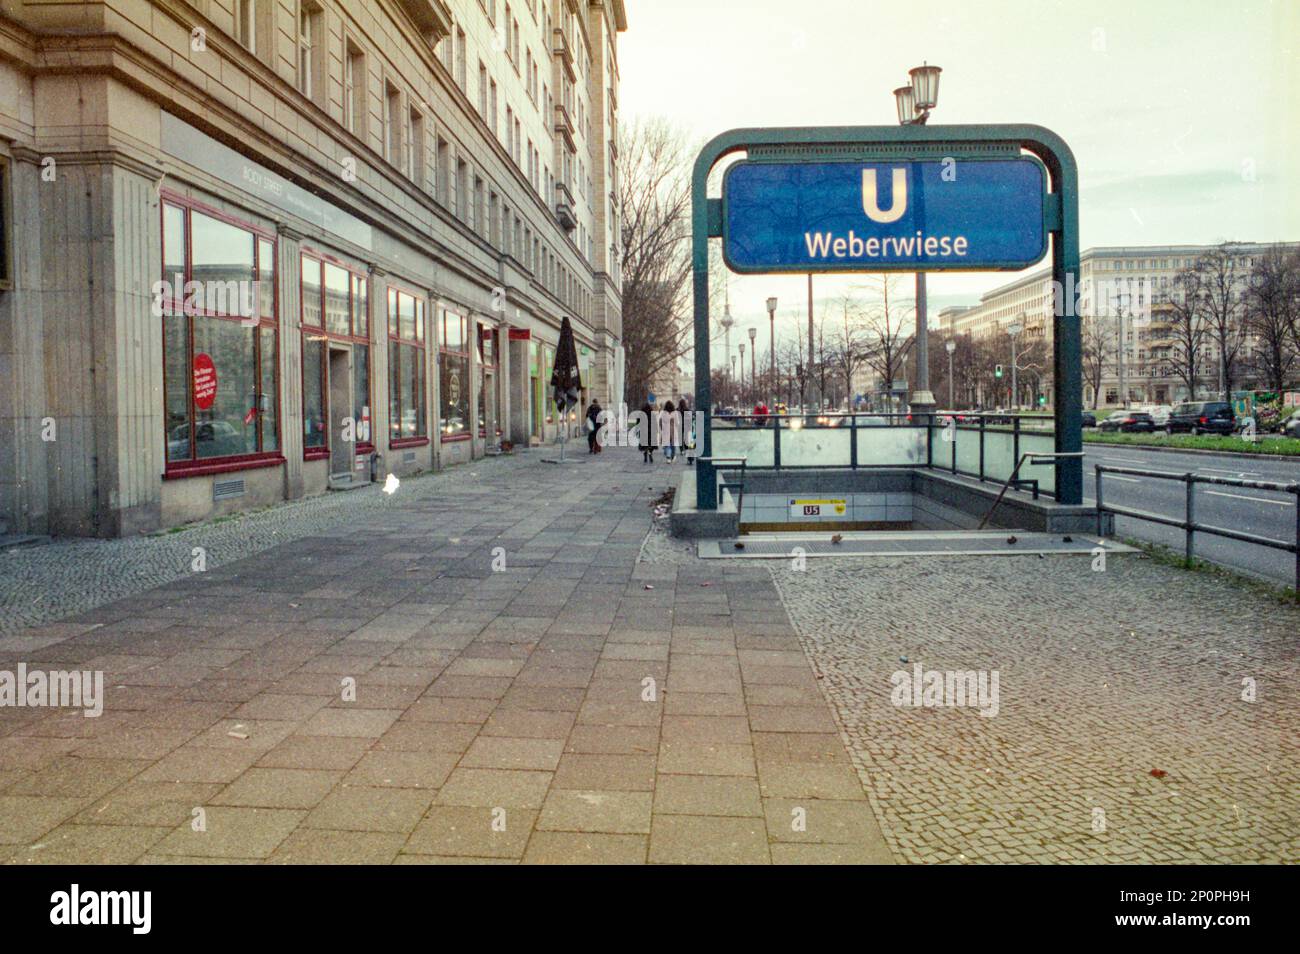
[388,287,427,445]
[160,197,279,473]
[300,251,373,457]
[440,309,470,441]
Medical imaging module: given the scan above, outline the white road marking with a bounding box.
[1102,474,1141,483]
[1197,467,1259,476]
[1204,490,1292,506]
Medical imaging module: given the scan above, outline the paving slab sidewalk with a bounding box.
[0,450,893,864]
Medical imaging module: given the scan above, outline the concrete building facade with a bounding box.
[938,242,1298,408]
[0,0,627,537]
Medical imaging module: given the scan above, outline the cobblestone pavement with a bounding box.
[0,449,890,864]
[769,551,1300,864]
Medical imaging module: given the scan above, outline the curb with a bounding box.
[1082,438,1300,462]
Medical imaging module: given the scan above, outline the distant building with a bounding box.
[939,242,1299,407]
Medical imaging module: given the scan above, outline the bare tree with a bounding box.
[1244,243,1300,392]
[1197,243,1248,399]
[825,290,874,411]
[1161,265,1209,401]
[857,275,915,408]
[777,339,808,410]
[618,118,693,405]
[1080,313,1116,409]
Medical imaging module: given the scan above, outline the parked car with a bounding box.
[1140,404,1172,426]
[1166,401,1234,436]
[1081,412,1097,428]
[1283,415,1300,439]
[1099,411,1155,433]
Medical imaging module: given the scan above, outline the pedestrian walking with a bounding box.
[677,395,692,453]
[585,398,603,454]
[661,401,678,463]
[639,399,655,463]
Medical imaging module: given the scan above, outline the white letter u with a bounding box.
[862,168,907,223]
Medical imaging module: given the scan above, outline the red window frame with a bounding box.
[387,285,429,448]
[299,249,373,461]
[439,307,472,443]
[160,191,284,478]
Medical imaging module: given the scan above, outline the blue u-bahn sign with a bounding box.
[722,157,1046,273]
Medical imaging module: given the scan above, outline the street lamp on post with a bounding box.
[766,296,778,404]
[738,343,746,407]
[893,63,942,420]
[1007,317,1024,410]
[748,327,757,401]
[1116,288,1129,409]
[945,338,956,409]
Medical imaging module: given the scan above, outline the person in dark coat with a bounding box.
[585,399,603,454]
[639,399,655,463]
[661,401,677,462]
[677,395,692,452]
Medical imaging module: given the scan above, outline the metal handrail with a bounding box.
[977,452,1084,529]
[1094,464,1300,595]
[697,455,748,514]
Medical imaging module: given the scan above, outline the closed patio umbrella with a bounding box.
[544,316,583,463]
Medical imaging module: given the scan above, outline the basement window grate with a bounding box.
[213,478,246,501]
[403,451,416,463]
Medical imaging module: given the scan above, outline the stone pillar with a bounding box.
[370,268,391,476]
[278,225,305,500]
[35,149,165,537]
[508,335,530,445]
[496,321,511,449]
[0,150,50,535]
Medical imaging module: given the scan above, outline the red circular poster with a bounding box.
[193,353,217,410]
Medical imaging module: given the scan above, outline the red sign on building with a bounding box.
[193,353,217,410]
[507,328,531,341]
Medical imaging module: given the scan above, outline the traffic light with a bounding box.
[1038,395,1047,406]
[994,364,1003,379]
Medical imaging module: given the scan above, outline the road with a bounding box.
[1080,443,1300,587]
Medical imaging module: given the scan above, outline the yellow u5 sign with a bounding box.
[788,498,846,518]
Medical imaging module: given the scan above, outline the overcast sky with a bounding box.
[618,0,1299,358]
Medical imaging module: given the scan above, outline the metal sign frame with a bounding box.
[692,124,1083,510]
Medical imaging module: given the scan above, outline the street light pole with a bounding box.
[766,296,778,405]
[946,338,956,409]
[738,343,746,407]
[748,327,757,401]
[1117,290,1129,409]
[807,274,815,410]
[893,63,942,418]
[1008,317,1024,409]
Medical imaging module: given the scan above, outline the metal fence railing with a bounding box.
[710,411,1060,498]
[1094,464,1300,595]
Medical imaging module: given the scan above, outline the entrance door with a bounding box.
[328,346,352,479]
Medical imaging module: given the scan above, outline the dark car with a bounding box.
[1099,411,1155,433]
[1081,412,1097,428]
[1283,415,1300,440]
[1166,401,1234,436]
